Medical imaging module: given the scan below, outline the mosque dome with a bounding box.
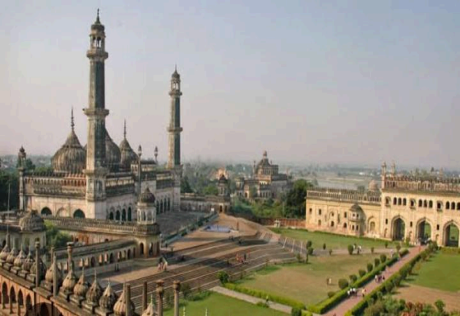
[52,110,86,173]
[22,252,35,271]
[368,180,378,191]
[113,286,135,316]
[73,271,90,298]
[99,282,118,310]
[13,248,26,268]
[172,68,180,79]
[6,246,18,264]
[61,269,78,294]
[119,121,138,170]
[105,129,121,172]
[19,210,45,232]
[139,187,156,204]
[85,277,103,305]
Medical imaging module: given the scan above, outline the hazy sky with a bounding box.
[1,1,460,168]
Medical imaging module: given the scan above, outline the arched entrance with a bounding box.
[392,218,405,241]
[127,207,132,221]
[73,209,85,218]
[444,222,459,247]
[115,211,120,221]
[417,220,432,241]
[122,209,126,221]
[41,207,52,216]
[109,212,114,220]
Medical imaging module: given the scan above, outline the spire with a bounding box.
[124,119,127,139]
[71,107,75,131]
[96,8,100,23]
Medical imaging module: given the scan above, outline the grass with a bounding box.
[272,227,398,250]
[163,292,288,316]
[407,252,460,292]
[238,254,379,306]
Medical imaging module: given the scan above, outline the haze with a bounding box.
[1,1,460,168]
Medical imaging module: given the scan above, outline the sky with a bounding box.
[1,0,460,168]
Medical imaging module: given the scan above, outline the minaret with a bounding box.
[83,9,109,219]
[167,66,183,169]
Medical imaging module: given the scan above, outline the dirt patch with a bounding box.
[396,284,460,312]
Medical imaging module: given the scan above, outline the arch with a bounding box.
[343,223,347,229]
[18,290,23,307]
[219,205,223,213]
[90,257,96,267]
[73,209,85,218]
[446,202,450,210]
[39,303,52,316]
[403,198,407,206]
[330,221,335,227]
[109,253,114,264]
[127,249,131,259]
[115,210,120,221]
[122,209,126,221]
[127,207,132,221]
[393,197,397,205]
[9,287,16,304]
[418,199,422,207]
[429,200,433,208]
[398,198,402,205]
[2,282,7,304]
[109,212,114,220]
[392,217,406,241]
[139,243,145,256]
[369,221,376,232]
[416,218,432,241]
[41,207,52,216]
[423,200,428,208]
[25,295,32,313]
[56,208,68,217]
[443,221,459,247]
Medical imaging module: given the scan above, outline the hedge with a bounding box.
[307,251,404,314]
[441,247,460,255]
[345,246,436,316]
[223,283,305,310]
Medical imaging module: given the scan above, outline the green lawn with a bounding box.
[163,292,288,316]
[407,253,460,292]
[238,254,379,306]
[272,228,397,250]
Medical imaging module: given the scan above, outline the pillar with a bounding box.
[156,280,164,316]
[142,281,147,312]
[35,241,40,289]
[67,242,74,271]
[125,284,132,316]
[173,281,181,316]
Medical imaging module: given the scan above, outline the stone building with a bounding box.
[306,162,460,247]
[234,151,291,200]
[17,11,184,223]
[181,174,231,213]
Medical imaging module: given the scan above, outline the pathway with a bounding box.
[211,286,292,314]
[324,247,422,316]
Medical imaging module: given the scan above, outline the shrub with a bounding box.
[291,308,302,316]
[181,283,192,299]
[374,258,380,266]
[338,278,349,289]
[217,271,229,285]
[296,253,303,263]
[396,244,401,253]
[327,291,335,298]
[347,245,354,255]
[385,281,393,294]
[380,254,387,263]
[306,240,312,248]
[358,269,366,277]
[308,247,314,255]
[349,274,358,283]
[323,243,326,250]
[371,247,374,254]
[367,263,373,273]
[329,249,333,256]
[385,241,388,248]
[257,301,269,308]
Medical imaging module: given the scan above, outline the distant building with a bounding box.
[181,174,231,213]
[235,151,291,200]
[306,162,460,247]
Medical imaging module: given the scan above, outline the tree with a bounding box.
[180,176,194,193]
[0,170,19,210]
[217,271,229,285]
[338,279,349,289]
[434,300,445,314]
[284,179,314,218]
[203,184,218,196]
[348,245,354,255]
[45,222,72,249]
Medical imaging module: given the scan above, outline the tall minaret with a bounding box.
[83,10,109,219]
[167,66,183,169]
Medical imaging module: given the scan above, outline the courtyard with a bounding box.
[272,227,397,250]
[237,254,379,306]
[396,252,460,311]
[163,292,288,316]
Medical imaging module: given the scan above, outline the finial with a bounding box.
[71,107,75,131]
[175,64,177,72]
[124,119,127,139]
[96,8,100,23]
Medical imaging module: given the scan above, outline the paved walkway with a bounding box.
[211,286,292,314]
[324,247,422,316]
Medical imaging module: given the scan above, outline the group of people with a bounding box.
[236,253,249,264]
[157,259,169,272]
[352,243,363,253]
[347,287,366,297]
[374,273,386,283]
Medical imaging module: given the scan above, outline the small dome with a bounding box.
[368,180,378,191]
[61,269,77,294]
[139,187,156,204]
[0,243,11,261]
[6,246,18,264]
[22,252,35,272]
[73,271,90,298]
[52,127,86,173]
[105,129,121,172]
[99,282,118,310]
[113,287,135,316]
[218,174,228,184]
[45,260,62,284]
[172,68,180,78]
[350,203,363,213]
[91,10,105,31]
[119,138,138,171]
[19,210,45,232]
[85,277,103,305]
[30,256,47,277]
[13,248,26,267]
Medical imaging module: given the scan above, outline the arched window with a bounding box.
[115,210,120,221]
[109,212,114,220]
[424,200,428,208]
[73,209,85,218]
[122,209,126,221]
[403,198,407,206]
[41,207,52,216]
[318,220,322,226]
[127,207,132,221]
[446,202,450,210]
[429,200,433,208]
[393,198,397,205]
[398,198,402,205]
[457,202,460,210]
[343,223,347,228]
[418,200,422,207]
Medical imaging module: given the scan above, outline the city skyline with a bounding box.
[1,1,460,167]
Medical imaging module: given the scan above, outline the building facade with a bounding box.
[234,151,291,200]
[17,13,183,223]
[306,163,460,247]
